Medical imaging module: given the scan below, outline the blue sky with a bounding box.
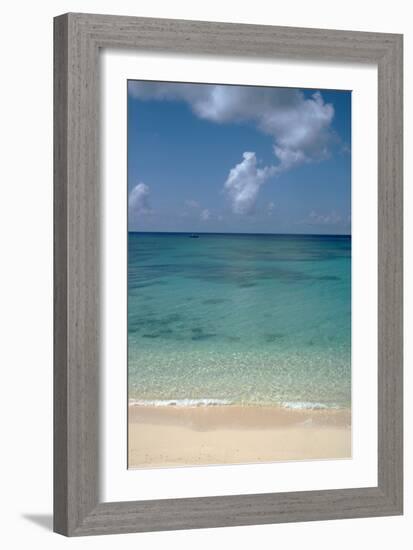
[128,81,351,234]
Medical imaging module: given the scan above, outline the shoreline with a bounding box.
[128,404,351,469]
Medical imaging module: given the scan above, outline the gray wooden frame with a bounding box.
[54,12,403,536]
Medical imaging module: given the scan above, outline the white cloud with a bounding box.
[129,183,151,216]
[129,83,334,169]
[129,83,335,214]
[224,152,274,214]
[200,208,211,221]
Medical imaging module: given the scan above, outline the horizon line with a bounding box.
[128,230,351,237]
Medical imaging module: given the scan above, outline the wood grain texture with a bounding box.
[377,32,403,509]
[53,14,69,536]
[53,13,403,536]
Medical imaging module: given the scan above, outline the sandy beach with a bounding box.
[128,404,351,469]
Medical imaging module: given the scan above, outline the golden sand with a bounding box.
[128,405,351,469]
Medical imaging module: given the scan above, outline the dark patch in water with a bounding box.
[264,333,284,343]
[142,328,174,339]
[318,275,340,281]
[239,282,256,288]
[226,335,241,342]
[202,298,229,305]
[191,333,217,341]
[129,313,186,334]
[131,280,168,289]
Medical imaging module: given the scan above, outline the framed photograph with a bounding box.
[54,13,403,536]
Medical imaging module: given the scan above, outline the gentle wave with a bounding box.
[281,401,339,410]
[129,398,233,407]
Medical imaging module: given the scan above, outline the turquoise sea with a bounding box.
[128,233,351,410]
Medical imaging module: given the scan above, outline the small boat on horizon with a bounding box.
[189,234,200,238]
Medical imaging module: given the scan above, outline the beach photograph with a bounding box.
[127,80,351,468]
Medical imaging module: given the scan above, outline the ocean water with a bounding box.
[128,233,351,410]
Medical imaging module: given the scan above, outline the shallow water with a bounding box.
[128,233,351,409]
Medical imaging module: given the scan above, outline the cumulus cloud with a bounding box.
[129,83,333,166]
[129,183,151,216]
[200,209,211,221]
[224,152,275,214]
[129,82,335,213]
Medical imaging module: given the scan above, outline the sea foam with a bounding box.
[129,398,232,407]
[281,401,339,410]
